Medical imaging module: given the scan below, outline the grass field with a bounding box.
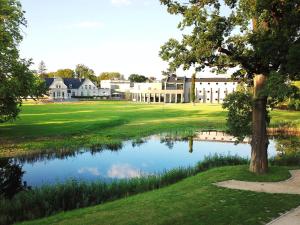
[1,101,300,156]
[18,165,300,225]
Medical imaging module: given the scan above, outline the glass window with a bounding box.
[89,85,91,89]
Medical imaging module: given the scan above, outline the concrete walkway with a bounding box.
[215,170,300,225]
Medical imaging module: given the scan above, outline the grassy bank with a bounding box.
[1,101,299,157]
[17,165,300,225]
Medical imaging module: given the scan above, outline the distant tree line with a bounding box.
[38,61,156,85]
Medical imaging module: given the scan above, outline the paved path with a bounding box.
[215,170,300,225]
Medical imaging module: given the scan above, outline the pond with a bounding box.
[1,131,299,189]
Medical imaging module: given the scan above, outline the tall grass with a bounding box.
[0,155,248,225]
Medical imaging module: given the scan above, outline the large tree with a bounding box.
[0,0,46,123]
[75,64,97,82]
[37,60,47,78]
[160,0,300,173]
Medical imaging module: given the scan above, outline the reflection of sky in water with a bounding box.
[21,137,277,187]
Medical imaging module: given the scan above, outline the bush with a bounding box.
[287,99,300,111]
[269,153,300,166]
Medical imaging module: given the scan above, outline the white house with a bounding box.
[45,77,110,100]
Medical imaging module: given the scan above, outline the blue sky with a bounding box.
[19,0,185,78]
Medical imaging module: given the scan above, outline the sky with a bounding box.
[19,0,226,79]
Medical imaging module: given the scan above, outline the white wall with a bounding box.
[195,81,238,103]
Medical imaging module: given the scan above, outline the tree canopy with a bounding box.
[160,0,300,173]
[128,74,149,83]
[99,72,123,80]
[0,0,46,123]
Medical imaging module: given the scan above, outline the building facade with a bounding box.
[195,78,238,103]
[45,77,110,100]
[100,80,131,99]
[129,75,238,104]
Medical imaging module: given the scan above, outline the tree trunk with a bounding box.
[250,74,269,174]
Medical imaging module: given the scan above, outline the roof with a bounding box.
[45,78,54,87]
[63,78,86,89]
[44,78,87,89]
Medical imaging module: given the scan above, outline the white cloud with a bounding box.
[111,0,131,6]
[78,167,101,176]
[107,164,141,179]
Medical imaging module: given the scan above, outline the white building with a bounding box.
[129,75,238,104]
[100,80,131,98]
[195,78,238,103]
[45,77,110,100]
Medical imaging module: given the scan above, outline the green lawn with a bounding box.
[1,101,299,156]
[18,165,300,225]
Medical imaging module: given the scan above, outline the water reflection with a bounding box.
[0,131,299,189]
[0,158,30,198]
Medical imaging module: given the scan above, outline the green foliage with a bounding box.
[0,155,249,225]
[262,71,296,108]
[0,0,46,123]
[55,69,75,78]
[128,74,148,83]
[99,72,123,81]
[288,99,300,111]
[75,64,97,83]
[222,91,253,142]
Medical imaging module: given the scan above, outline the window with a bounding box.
[225,83,227,85]
[85,85,88,89]
[216,83,218,85]
[81,92,83,96]
[233,82,235,85]
[199,91,202,93]
[72,92,75,96]
[207,98,210,101]
[93,87,95,89]
[207,91,210,93]
[200,82,202,85]
[89,85,91,89]
[208,83,210,85]
[215,91,218,93]
[69,84,72,89]
[215,98,218,101]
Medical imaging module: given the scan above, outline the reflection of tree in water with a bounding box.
[189,137,194,153]
[274,136,300,156]
[131,138,147,148]
[0,158,30,199]
[13,143,123,164]
[160,137,175,149]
